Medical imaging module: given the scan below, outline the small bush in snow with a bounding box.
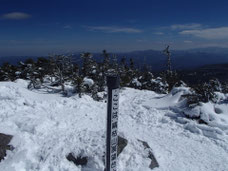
[182,79,222,108]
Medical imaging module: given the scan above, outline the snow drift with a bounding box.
[0,80,228,171]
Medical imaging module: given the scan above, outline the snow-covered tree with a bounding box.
[49,54,74,92]
[0,62,17,81]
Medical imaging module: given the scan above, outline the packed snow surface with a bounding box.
[0,79,228,171]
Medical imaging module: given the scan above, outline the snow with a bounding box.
[143,86,191,109]
[0,80,228,171]
[83,77,94,87]
[15,71,21,75]
[132,78,142,87]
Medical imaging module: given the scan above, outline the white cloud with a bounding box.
[1,12,31,20]
[171,23,202,30]
[184,40,193,43]
[154,32,164,35]
[136,39,146,42]
[86,26,143,33]
[63,25,72,29]
[180,27,228,39]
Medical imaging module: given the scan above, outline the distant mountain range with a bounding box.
[179,63,228,84]
[118,47,228,71]
[1,47,228,71]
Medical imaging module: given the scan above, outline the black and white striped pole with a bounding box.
[105,75,120,171]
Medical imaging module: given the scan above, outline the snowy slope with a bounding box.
[0,80,228,171]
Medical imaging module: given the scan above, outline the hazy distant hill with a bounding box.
[1,47,228,71]
[0,56,38,65]
[179,63,228,84]
[119,47,228,71]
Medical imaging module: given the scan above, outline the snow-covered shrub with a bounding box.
[150,77,169,94]
[170,82,191,96]
[27,79,42,90]
[182,81,220,108]
[0,63,17,81]
[179,79,228,126]
[209,79,222,92]
[160,70,180,92]
[83,77,94,88]
[63,84,76,96]
[131,78,142,89]
[138,71,153,89]
[129,73,169,94]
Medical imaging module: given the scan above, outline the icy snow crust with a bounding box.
[0,80,228,171]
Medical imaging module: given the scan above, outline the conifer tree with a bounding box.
[49,54,74,92]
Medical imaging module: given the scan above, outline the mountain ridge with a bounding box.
[1,47,228,71]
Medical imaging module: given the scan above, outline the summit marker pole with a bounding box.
[105,75,120,171]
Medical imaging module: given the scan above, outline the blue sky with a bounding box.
[1,0,228,56]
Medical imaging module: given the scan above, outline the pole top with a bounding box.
[106,74,119,89]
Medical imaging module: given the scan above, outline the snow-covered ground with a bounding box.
[0,80,228,171]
